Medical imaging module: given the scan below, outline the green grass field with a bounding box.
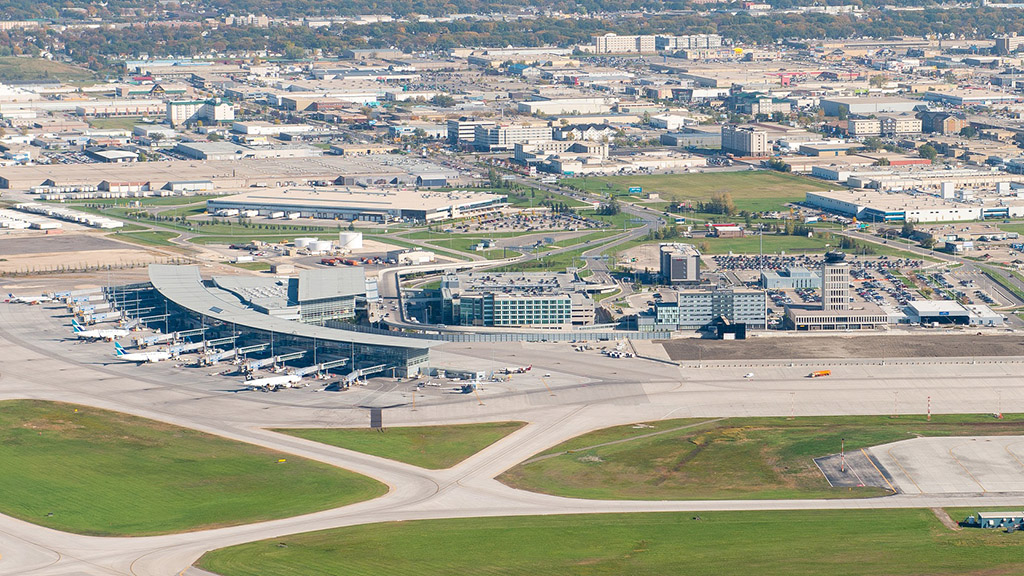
[197,508,1024,576]
[499,414,1024,501]
[0,57,95,84]
[86,117,144,131]
[227,261,272,271]
[109,230,179,247]
[277,422,526,469]
[0,400,386,536]
[563,171,825,213]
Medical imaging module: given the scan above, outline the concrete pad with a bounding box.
[871,436,1024,495]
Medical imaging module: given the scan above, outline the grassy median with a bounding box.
[277,421,526,469]
[499,414,1024,500]
[0,400,386,536]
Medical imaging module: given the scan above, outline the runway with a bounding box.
[2,303,1024,576]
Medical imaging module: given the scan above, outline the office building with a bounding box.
[660,243,701,285]
[447,118,497,145]
[473,123,553,151]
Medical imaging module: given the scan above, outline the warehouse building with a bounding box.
[440,271,595,327]
[207,187,506,223]
[820,97,919,117]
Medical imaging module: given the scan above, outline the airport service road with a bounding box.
[5,305,1024,575]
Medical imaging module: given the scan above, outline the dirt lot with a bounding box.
[662,333,1024,361]
[0,234,127,255]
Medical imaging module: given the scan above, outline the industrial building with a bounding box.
[904,301,1004,326]
[819,97,919,117]
[109,265,435,376]
[440,271,595,327]
[637,288,766,331]
[206,187,506,223]
[0,155,462,192]
[806,189,1024,223]
[660,243,702,285]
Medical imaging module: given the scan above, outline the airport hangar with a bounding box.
[205,187,507,223]
[111,265,435,377]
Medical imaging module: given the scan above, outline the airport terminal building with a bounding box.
[110,265,434,376]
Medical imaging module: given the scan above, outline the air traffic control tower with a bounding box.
[821,251,850,312]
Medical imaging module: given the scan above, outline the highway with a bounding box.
[2,303,1024,575]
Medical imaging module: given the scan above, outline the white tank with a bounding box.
[294,237,317,248]
[339,231,363,249]
[310,240,333,252]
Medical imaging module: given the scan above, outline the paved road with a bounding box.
[3,304,1024,575]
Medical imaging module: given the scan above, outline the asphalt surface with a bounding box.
[4,303,1024,575]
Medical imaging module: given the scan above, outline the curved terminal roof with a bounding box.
[148,264,435,350]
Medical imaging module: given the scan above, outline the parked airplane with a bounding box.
[500,365,532,374]
[244,374,302,391]
[6,293,52,304]
[113,342,171,364]
[72,319,129,341]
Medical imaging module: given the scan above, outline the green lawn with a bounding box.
[0,400,386,536]
[698,234,831,255]
[197,509,1024,576]
[277,422,526,469]
[227,261,272,271]
[109,230,179,247]
[499,414,1024,501]
[563,171,824,213]
[0,57,95,84]
[86,117,144,131]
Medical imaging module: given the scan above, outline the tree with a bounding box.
[873,157,890,167]
[959,126,978,138]
[869,74,887,88]
[901,221,915,238]
[919,144,938,162]
[487,167,502,188]
[430,94,455,107]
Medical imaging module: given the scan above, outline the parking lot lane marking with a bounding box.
[887,447,923,494]
[949,443,987,493]
[861,448,897,493]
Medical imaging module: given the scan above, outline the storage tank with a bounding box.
[339,231,363,250]
[310,240,333,252]
[294,237,317,248]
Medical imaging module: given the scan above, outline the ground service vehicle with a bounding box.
[808,370,831,378]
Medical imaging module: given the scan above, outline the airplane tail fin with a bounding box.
[114,342,126,356]
[71,319,83,332]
